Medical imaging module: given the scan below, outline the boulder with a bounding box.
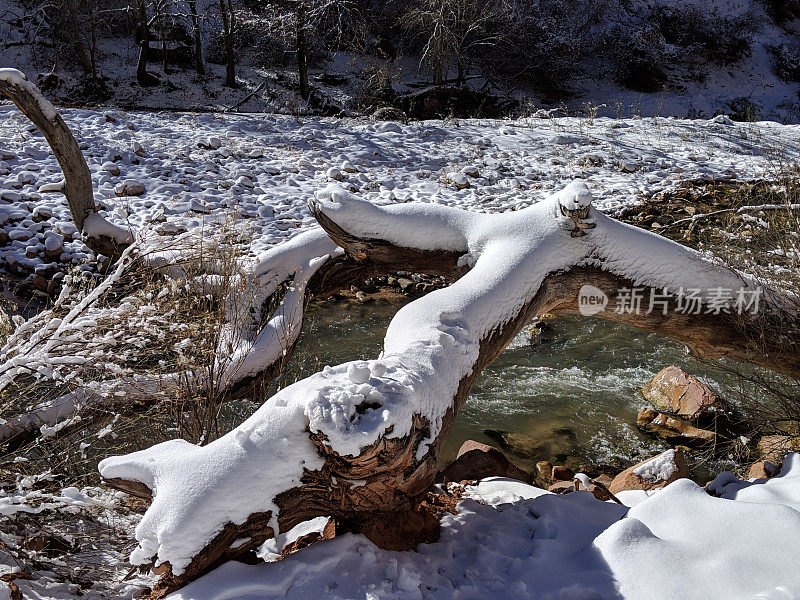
[757,435,800,464]
[448,172,470,190]
[547,480,577,494]
[438,440,530,483]
[101,161,120,176]
[637,407,718,447]
[608,449,689,494]
[551,465,575,481]
[591,474,615,501]
[641,366,728,421]
[581,481,611,501]
[534,461,553,486]
[484,427,577,463]
[748,460,781,480]
[115,179,145,197]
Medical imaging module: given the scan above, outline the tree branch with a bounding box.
[0,68,133,258]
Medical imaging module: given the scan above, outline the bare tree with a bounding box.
[293,0,366,100]
[219,0,236,87]
[66,0,93,76]
[402,0,499,86]
[136,0,158,85]
[187,0,205,75]
[61,0,105,81]
[403,0,452,85]
[296,0,309,98]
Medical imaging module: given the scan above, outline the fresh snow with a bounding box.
[632,448,678,483]
[158,455,800,600]
[2,105,800,277]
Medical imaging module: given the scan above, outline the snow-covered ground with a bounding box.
[5,453,800,600]
[166,455,800,600]
[2,106,800,276]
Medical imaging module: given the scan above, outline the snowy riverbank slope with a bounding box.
[1,0,799,121]
[5,453,800,600]
[167,453,800,600]
[1,107,800,276]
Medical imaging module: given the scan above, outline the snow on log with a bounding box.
[214,228,340,392]
[0,68,133,258]
[99,182,800,595]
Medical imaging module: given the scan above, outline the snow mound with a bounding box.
[167,456,800,600]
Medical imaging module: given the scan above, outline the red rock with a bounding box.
[438,440,530,483]
[748,460,781,480]
[548,480,577,494]
[535,461,553,486]
[608,449,689,494]
[757,435,800,464]
[594,474,614,488]
[637,407,717,447]
[551,465,575,481]
[585,482,611,501]
[641,365,727,420]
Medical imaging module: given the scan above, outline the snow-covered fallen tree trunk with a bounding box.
[0,68,132,258]
[99,183,800,597]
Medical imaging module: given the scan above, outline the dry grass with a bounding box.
[0,217,283,488]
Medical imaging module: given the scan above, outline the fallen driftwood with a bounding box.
[100,184,798,596]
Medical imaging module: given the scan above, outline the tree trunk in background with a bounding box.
[297,0,310,100]
[89,12,99,81]
[220,0,236,87]
[160,13,169,75]
[136,0,153,85]
[67,0,92,75]
[188,0,205,75]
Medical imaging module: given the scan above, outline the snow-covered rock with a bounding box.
[326,167,344,181]
[115,179,145,197]
[101,161,121,176]
[447,172,469,189]
[609,449,689,493]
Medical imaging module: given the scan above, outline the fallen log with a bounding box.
[100,182,799,596]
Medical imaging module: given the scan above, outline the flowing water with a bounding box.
[263,294,749,475]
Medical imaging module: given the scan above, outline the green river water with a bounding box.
[259,295,749,476]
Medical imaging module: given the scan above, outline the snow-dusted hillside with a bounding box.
[1,0,799,120]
